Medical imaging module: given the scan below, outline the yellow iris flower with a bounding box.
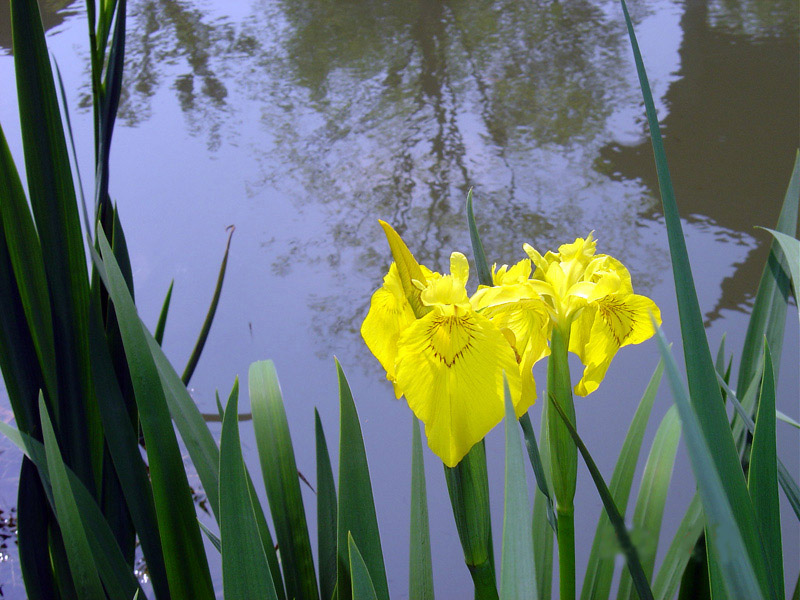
[362,225,660,468]
[472,233,661,396]
[362,248,527,468]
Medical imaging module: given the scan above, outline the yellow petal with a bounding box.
[360,263,416,387]
[420,252,471,307]
[570,293,661,396]
[395,305,525,467]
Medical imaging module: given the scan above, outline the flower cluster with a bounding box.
[361,224,661,467]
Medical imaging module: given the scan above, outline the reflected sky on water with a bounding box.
[0,0,798,597]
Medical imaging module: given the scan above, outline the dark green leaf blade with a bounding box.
[336,359,389,600]
[500,380,536,599]
[316,409,338,600]
[619,3,776,595]
[550,395,654,600]
[183,226,234,385]
[410,416,434,600]
[519,413,557,534]
[154,280,174,345]
[581,360,663,600]
[220,376,279,600]
[748,346,784,598]
[651,493,704,600]
[249,360,319,600]
[653,326,764,599]
[97,230,215,599]
[617,406,681,600]
[466,188,492,286]
[532,402,554,600]
[348,534,379,600]
[38,396,106,600]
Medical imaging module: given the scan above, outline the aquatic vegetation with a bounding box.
[0,0,797,599]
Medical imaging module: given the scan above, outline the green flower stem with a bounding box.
[444,441,499,600]
[547,325,577,600]
[557,505,576,600]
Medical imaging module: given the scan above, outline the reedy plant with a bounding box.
[1,0,798,599]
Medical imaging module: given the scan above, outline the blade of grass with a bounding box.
[620,3,777,595]
[532,401,554,600]
[336,359,389,600]
[183,226,234,384]
[747,346,784,598]
[617,406,681,600]
[653,326,765,599]
[249,360,319,600]
[549,395,654,600]
[16,460,58,600]
[52,58,90,241]
[199,520,221,553]
[220,376,279,600]
[97,229,215,598]
[87,290,170,599]
[154,280,174,345]
[1,421,142,600]
[760,228,799,321]
[651,493,704,600]
[777,410,800,429]
[737,152,799,393]
[348,534,379,600]
[0,124,58,407]
[410,416,434,600]
[581,360,663,600]
[316,409,338,600]
[466,188,492,286]
[500,379,537,600]
[717,371,800,522]
[519,413,557,534]
[12,0,96,487]
[38,396,105,600]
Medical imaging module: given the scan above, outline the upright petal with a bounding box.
[361,263,416,392]
[395,306,524,467]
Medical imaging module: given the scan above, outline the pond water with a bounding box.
[0,0,798,597]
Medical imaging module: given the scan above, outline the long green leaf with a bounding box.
[717,372,800,522]
[760,228,800,321]
[348,534,379,600]
[0,421,141,600]
[97,230,215,599]
[777,410,800,429]
[38,396,106,600]
[652,493,704,600]
[737,152,799,394]
[316,409,338,600]
[0,125,58,405]
[336,359,389,600]
[653,327,765,599]
[617,406,681,600]
[549,395,654,600]
[220,377,279,600]
[87,289,170,599]
[532,401,554,600]
[249,360,319,600]
[620,3,776,595]
[154,280,174,345]
[12,0,96,487]
[466,188,492,286]
[581,360,663,600]
[410,416,434,600]
[183,226,234,384]
[500,380,537,600]
[748,346,784,598]
[519,413,557,534]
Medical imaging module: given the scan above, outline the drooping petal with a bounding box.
[570,293,661,396]
[361,263,416,394]
[394,305,524,467]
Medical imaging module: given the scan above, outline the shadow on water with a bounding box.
[598,0,799,321]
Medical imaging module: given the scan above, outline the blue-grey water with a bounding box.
[0,0,798,597]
